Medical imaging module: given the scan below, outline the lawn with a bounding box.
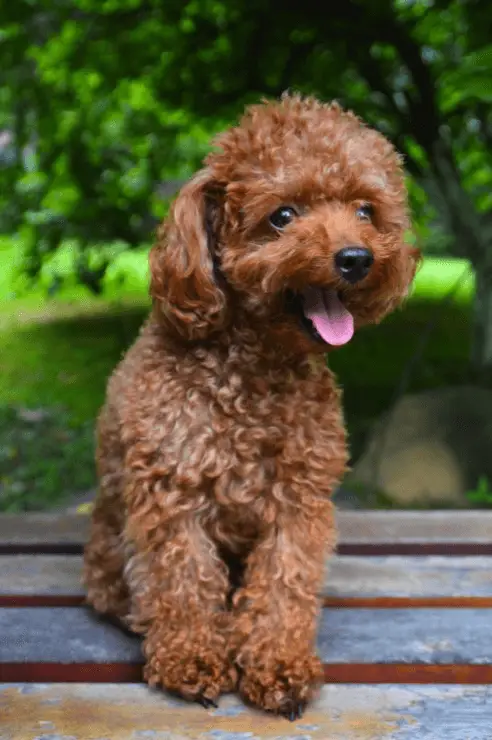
[0,239,475,511]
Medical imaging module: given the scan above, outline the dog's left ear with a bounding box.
[407,245,422,282]
[149,169,228,340]
[396,243,421,303]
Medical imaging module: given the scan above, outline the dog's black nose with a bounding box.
[334,247,374,284]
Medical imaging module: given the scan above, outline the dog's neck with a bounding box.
[150,308,329,379]
[196,326,326,379]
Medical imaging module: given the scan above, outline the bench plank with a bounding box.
[324,555,492,598]
[2,606,491,665]
[336,511,492,544]
[0,555,83,595]
[2,554,492,598]
[0,514,89,547]
[1,511,492,549]
[2,683,492,740]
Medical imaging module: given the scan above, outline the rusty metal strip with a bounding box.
[321,596,492,608]
[322,663,492,684]
[0,544,83,555]
[337,543,492,556]
[0,662,143,683]
[0,595,85,607]
[3,595,492,608]
[3,542,492,556]
[2,662,492,684]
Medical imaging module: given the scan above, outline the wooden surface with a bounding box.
[337,510,492,543]
[1,510,492,738]
[0,513,88,549]
[0,555,84,595]
[3,683,492,740]
[2,553,492,599]
[2,510,492,552]
[2,605,491,667]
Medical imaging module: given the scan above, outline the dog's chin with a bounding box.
[284,288,355,350]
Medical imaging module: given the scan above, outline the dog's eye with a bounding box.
[356,203,374,222]
[269,206,298,230]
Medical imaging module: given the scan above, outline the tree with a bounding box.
[140,0,492,374]
[2,0,492,375]
[0,1,217,293]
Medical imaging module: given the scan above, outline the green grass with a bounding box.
[410,256,474,304]
[2,302,147,423]
[0,243,476,511]
[332,298,472,459]
[0,405,96,511]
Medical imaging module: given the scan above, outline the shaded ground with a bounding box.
[0,294,474,511]
[0,405,96,512]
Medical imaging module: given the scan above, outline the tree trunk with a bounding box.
[471,266,492,377]
[426,140,492,378]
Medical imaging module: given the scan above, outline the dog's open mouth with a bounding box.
[286,288,354,346]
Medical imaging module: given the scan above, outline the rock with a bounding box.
[332,485,363,509]
[349,386,492,506]
[16,407,50,424]
[55,489,96,514]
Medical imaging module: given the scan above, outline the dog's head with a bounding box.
[150,94,420,351]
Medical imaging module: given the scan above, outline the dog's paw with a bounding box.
[239,653,323,718]
[144,641,238,705]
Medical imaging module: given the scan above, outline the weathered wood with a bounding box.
[336,510,492,544]
[2,511,492,552]
[2,554,492,600]
[0,555,84,595]
[317,608,492,664]
[0,607,141,664]
[2,683,492,740]
[2,606,491,666]
[1,516,489,736]
[326,555,492,597]
[0,514,89,549]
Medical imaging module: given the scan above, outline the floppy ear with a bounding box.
[149,169,228,340]
[406,244,422,284]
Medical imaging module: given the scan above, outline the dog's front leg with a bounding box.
[231,499,335,718]
[124,488,237,706]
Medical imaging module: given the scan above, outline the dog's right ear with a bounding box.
[149,169,228,340]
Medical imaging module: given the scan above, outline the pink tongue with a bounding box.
[303,288,354,346]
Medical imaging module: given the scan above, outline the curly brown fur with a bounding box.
[84,93,419,717]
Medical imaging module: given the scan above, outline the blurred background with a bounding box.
[1,0,491,512]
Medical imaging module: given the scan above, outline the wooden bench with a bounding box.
[1,510,492,739]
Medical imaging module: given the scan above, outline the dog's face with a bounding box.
[150,95,419,352]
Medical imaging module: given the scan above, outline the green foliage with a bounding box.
[441,45,492,111]
[0,252,474,510]
[1,0,492,300]
[465,476,492,508]
[0,300,146,423]
[0,0,225,293]
[0,405,96,512]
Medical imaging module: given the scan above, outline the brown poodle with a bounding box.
[84,94,418,719]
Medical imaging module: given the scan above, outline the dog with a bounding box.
[84,93,419,719]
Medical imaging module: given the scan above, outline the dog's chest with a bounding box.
[203,370,346,497]
[140,361,346,508]
[199,375,346,550]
